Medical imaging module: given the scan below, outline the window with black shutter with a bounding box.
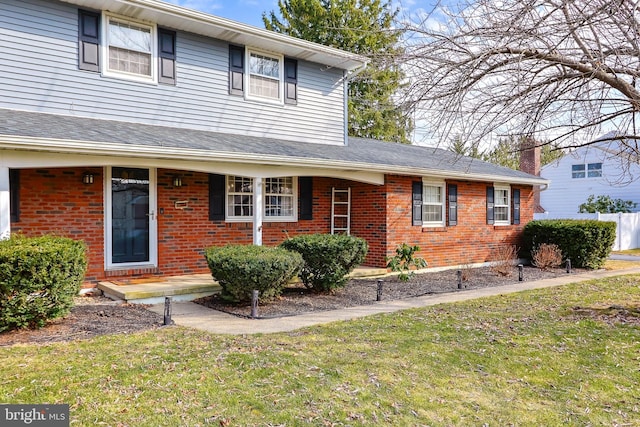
[158,28,176,85]
[284,58,298,105]
[229,45,245,96]
[209,174,226,221]
[412,181,423,226]
[486,186,495,225]
[448,184,457,226]
[299,176,313,220]
[78,9,100,72]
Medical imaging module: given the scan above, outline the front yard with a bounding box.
[1,275,639,425]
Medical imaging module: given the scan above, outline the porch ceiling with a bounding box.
[0,109,549,186]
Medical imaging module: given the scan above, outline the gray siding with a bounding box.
[0,0,346,145]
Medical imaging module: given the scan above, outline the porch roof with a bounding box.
[0,109,548,186]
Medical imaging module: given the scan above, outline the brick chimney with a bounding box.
[519,137,545,213]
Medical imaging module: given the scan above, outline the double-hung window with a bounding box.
[494,186,510,224]
[228,45,297,104]
[79,10,176,84]
[248,50,283,102]
[572,164,586,178]
[226,176,297,221]
[587,162,602,177]
[421,181,445,226]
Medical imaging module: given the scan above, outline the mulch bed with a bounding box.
[194,265,576,318]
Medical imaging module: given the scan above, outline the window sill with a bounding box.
[422,226,447,232]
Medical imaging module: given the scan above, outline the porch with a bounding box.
[97,267,388,304]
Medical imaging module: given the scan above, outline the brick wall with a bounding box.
[12,167,534,285]
[384,175,533,268]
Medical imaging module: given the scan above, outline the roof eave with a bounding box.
[58,0,369,71]
[0,135,550,187]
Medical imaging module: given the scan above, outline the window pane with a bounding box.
[495,189,508,205]
[572,164,586,179]
[423,185,442,204]
[587,163,602,177]
[250,54,279,78]
[109,21,151,52]
[250,75,279,99]
[109,47,151,76]
[495,206,509,221]
[227,176,253,218]
[422,205,442,222]
[265,177,294,218]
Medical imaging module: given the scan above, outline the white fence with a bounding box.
[533,212,640,251]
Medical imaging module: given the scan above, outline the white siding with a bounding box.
[0,0,346,145]
[540,144,640,216]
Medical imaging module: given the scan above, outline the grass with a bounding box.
[2,275,640,426]
[613,248,640,256]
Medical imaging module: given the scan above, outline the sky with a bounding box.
[164,0,281,28]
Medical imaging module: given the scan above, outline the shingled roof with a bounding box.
[0,109,547,185]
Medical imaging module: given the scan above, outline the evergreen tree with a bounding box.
[263,0,412,143]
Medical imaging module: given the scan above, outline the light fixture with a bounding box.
[172,176,183,187]
[82,172,94,185]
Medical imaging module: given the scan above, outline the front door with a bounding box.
[106,167,157,268]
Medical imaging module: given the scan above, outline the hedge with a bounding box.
[204,244,303,303]
[523,219,616,269]
[280,234,368,292]
[0,235,87,332]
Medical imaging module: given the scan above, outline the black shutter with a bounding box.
[412,181,423,226]
[209,174,225,221]
[486,186,495,225]
[299,176,313,220]
[78,9,100,72]
[284,58,298,105]
[158,28,176,85]
[229,45,244,95]
[9,169,19,223]
[512,188,521,225]
[448,184,457,226]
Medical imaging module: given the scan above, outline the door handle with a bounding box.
[146,211,155,220]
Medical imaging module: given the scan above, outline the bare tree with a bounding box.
[402,0,640,160]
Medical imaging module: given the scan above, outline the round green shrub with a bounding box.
[280,234,368,292]
[204,244,303,303]
[0,235,87,332]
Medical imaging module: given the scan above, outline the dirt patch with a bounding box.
[195,266,578,318]
[570,303,640,326]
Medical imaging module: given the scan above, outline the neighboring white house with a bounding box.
[540,136,640,216]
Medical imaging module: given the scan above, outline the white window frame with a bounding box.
[226,176,297,222]
[246,48,284,104]
[421,179,445,227]
[494,184,511,226]
[101,12,157,84]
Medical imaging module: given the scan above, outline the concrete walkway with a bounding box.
[147,267,640,335]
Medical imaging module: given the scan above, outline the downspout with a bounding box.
[342,62,368,146]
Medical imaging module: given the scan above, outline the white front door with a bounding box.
[105,167,157,268]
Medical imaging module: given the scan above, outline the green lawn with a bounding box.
[2,275,639,426]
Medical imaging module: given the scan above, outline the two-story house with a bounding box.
[0,0,548,286]
[540,135,640,216]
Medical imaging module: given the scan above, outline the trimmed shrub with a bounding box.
[0,235,87,332]
[204,244,303,303]
[523,220,616,269]
[280,234,368,292]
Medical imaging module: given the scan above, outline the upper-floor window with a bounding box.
[105,16,154,80]
[572,162,602,178]
[229,45,298,105]
[248,51,282,101]
[78,9,176,85]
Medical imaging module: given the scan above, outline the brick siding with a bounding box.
[12,168,533,285]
